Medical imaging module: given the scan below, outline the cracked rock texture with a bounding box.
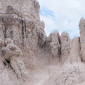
[0,0,85,85]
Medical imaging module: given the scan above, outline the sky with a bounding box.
[37,0,85,39]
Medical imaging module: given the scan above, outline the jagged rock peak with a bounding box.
[49,31,60,64]
[60,32,71,64]
[79,17,85,25]
[79,17,85,62]
[68,37,81,62]
[0,0,40,20]
[0,0,85,85]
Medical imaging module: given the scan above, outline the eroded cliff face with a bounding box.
[0,0,85,85]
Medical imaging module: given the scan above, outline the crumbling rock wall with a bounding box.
[0,0,85,85]
[2,38,29,80]
[44,37,84,85]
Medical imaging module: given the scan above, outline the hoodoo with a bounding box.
[0,0,85,85]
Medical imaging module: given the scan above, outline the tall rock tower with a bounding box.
[79,18,85,61]
[0,0,85,85]
[0,0,46,85]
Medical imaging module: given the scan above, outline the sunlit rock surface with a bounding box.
[0,0,84,85]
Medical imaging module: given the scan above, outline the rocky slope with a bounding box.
[0,0,85,85]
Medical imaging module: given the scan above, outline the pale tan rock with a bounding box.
[44,37,83,85]
[79,18,85,62]
[49,31,60,65]
[10,56,29,80]
[60,32,71,64]
[68,37,81,62]
[0,0,85,85]
[2,38,29,80]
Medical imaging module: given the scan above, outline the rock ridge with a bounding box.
[0,0,85,85]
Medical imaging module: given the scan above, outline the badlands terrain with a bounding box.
[0,0,85,85]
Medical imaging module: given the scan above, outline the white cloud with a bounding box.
[38,0,85,39]
[40,15,57,36]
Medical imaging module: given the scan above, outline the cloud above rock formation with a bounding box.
[38,0,85,39]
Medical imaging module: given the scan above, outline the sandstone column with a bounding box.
[60,32,70,64]
[68,37,81,62]
[49,31,60,65]
[79,18,85,61]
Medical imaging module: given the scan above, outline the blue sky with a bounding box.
[38,0,85,39]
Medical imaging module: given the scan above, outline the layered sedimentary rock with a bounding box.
[0,0,85,85]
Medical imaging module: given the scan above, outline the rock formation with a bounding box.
[2,38,29,80]
[60,32,71,64]
[79,18,85,62]
[44,37,85,85]
[0,0,85,85]
[49,31,60,64]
